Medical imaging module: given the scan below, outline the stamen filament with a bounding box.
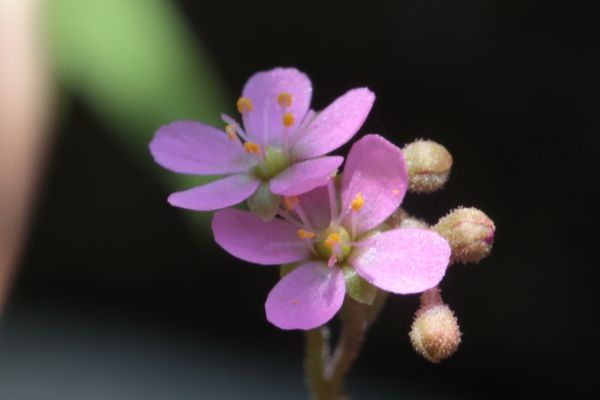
[221,114,249,141]
[282,112,295,155]
[262,99,270,147]
[294,201,314,231]
[327,178,338,224]
[282,196,299,211]
[225,124,239,142]
[265,240,310,251]
[294,227,317,255]
[289,109,317,146]
[277,210,304,229]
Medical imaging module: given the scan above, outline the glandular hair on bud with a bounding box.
[410,304,461,363]
[402,140,452,193]
[433,207,495,264]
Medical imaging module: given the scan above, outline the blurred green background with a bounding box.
[1,0,596,398]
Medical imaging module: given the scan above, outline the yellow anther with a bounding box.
[282,196,299,211]
[236,97,253,113]
[297,229,316,240]
[324,233,341,249]
[277,92,292,108]
[282,112,295,128]
[243,141,260,154]
[351,192,364,212]
[392,188,400,195]
[225,124,237,141]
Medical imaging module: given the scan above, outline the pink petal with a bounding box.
[168,174,260,211]
[150,121,255,174]
[296,185,332,231]
[212,208,310,265]
[291,88,375,159]
[242,67,312,146]
[341,134,408,234]
[269,156,343,196]
[350,228,450,294]
[265,262,345,330]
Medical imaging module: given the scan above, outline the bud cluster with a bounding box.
[399,139,495,362]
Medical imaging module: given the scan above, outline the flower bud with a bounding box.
[247,182,281,221]
[433,207,495,264]
[386,208,429,229]
[410,301,461,363]
[402,140,452,193]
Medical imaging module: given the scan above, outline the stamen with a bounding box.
[221,114,249,141]
[289,109,317,145]
[282,112,294,128]
[297,229,316,240]
[327,177,338,223]
[282,196,299,211]
[277,92,292,108]
[262,99,270,147]
[243,141,261,154]
[351,192,364,212]
[236,97,253,113]
[324,233,340,249]
[225,124,238,141]
[276,210,304,228]
[265,240,309,251]
[336,171,363,224]
[293,201,314,231]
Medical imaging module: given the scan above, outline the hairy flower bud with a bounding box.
[433,207,495,264]
[402,140,452,193]
[386,208,429,229]
[410,291,461,363]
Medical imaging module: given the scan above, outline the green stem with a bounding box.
[304,292,389,400]
[305,326,329,399]
[323,298,369,397]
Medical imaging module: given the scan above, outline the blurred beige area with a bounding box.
[0,0,51,312]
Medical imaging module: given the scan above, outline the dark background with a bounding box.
[1,1,597,398]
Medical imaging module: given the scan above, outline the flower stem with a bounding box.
[305,326,329,399]
[304,292,389,399]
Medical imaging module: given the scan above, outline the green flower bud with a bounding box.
[403,140,453,193]
[247,182,281,221]
[433,207,495,264]
[386,208,429,229]
[343,265,378,305]
[410,296,461,363]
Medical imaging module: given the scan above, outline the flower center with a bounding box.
[315,225,352,263]
[253,146,289,180]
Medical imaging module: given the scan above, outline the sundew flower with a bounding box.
[149,67,374,219]
[212,134,451,330]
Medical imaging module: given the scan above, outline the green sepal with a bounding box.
[247,182,281,221]
[342,265,378,305]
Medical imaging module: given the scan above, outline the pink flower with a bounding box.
[212,135,451,330]
[149,67,374,217]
